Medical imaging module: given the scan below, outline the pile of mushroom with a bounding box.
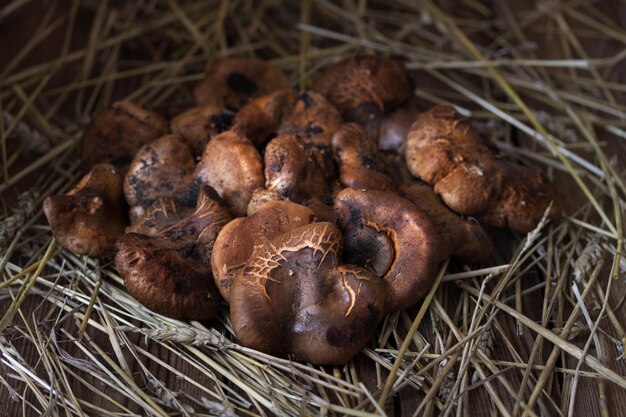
[44,55,560,365]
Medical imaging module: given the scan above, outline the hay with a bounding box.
[1,0,625,415]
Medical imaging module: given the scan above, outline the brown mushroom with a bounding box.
[232,89,342,148]
[265,134,331,201]
[43,163,128,257]
[277,91,343,147]
[406,105,560,233]
[246,188,284,215]
[334,187,440,313]
[126,197,195,236]
[124,135,196,208]
[378,100,421,154]
[82,101,168,169]
[193,57,290,111]
[399,182,494,263]
[211,200,315,302]
[264,134,336,220]
[331,123,395,191]
[170,105,232,155]
[115,185,230,319]
[232,89,296,147]
[194,130,264,217]
[311,55,412,137]
[229,222,385,365]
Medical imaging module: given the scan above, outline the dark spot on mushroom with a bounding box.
[304,124,324,137]
[298,91,314,108]
[326,326,357,348]
[367,302,380,316]
[179,243,196,258]
[228,72,258,94]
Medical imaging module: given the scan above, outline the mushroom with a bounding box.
[311,56,412,138]
[264,134,336,221]
[211,200,315,302]
[193,57,290,111]
[232,89,342,148]
[115,185,231,319]
[334,187,440,313]
[246,188,285,215]
[126,197,195,236]
[43,163,128,257]
[378,100,421,154]
[194,130,264,217]
[399,182,494,263]
[232,89,295,147]
[170,105,232,155]
[229,222,385,365]
[124,135,197,208]
[331,123,395,191]
[277,90,343,147]
[406,105,560,233]
[82,101,169,170]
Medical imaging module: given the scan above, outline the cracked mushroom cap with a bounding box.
[406,105,560,233]
[194,130,264,217]
[211,200,315,302]
[82,101,168,169]
[115,186,231,319]
[229,222,385,365]
[170,105,232,155]
[311,55,412,135]
[43,163,128,257]
[400,182,494,263]
[124,135,196,208]
[334,187,440,313]
[331,123,395,191]
[193,57,290,111]
[127,197,195,236]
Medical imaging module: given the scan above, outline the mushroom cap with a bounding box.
[211,200,315,302]
[246,188,285,215]
[277,90,343,147]
[170,105,232,155]
[331,123,395,191]
[126,197,195,236]
[115,185,230,320]
[43,163,128,257]
[232,89,342,148]
[124,135,197,208]
[378,101,420,154]
[399,182,494,263]
[334,187,440,313]
[229,222,385,365]
[81,101,168,169]
[193,57,290,111]
[232,89,296,147]
[406,105,560,233]
[194,130,264,217]
[265,134,333,203]
[483,160,560,233]
[311,55,412,121]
